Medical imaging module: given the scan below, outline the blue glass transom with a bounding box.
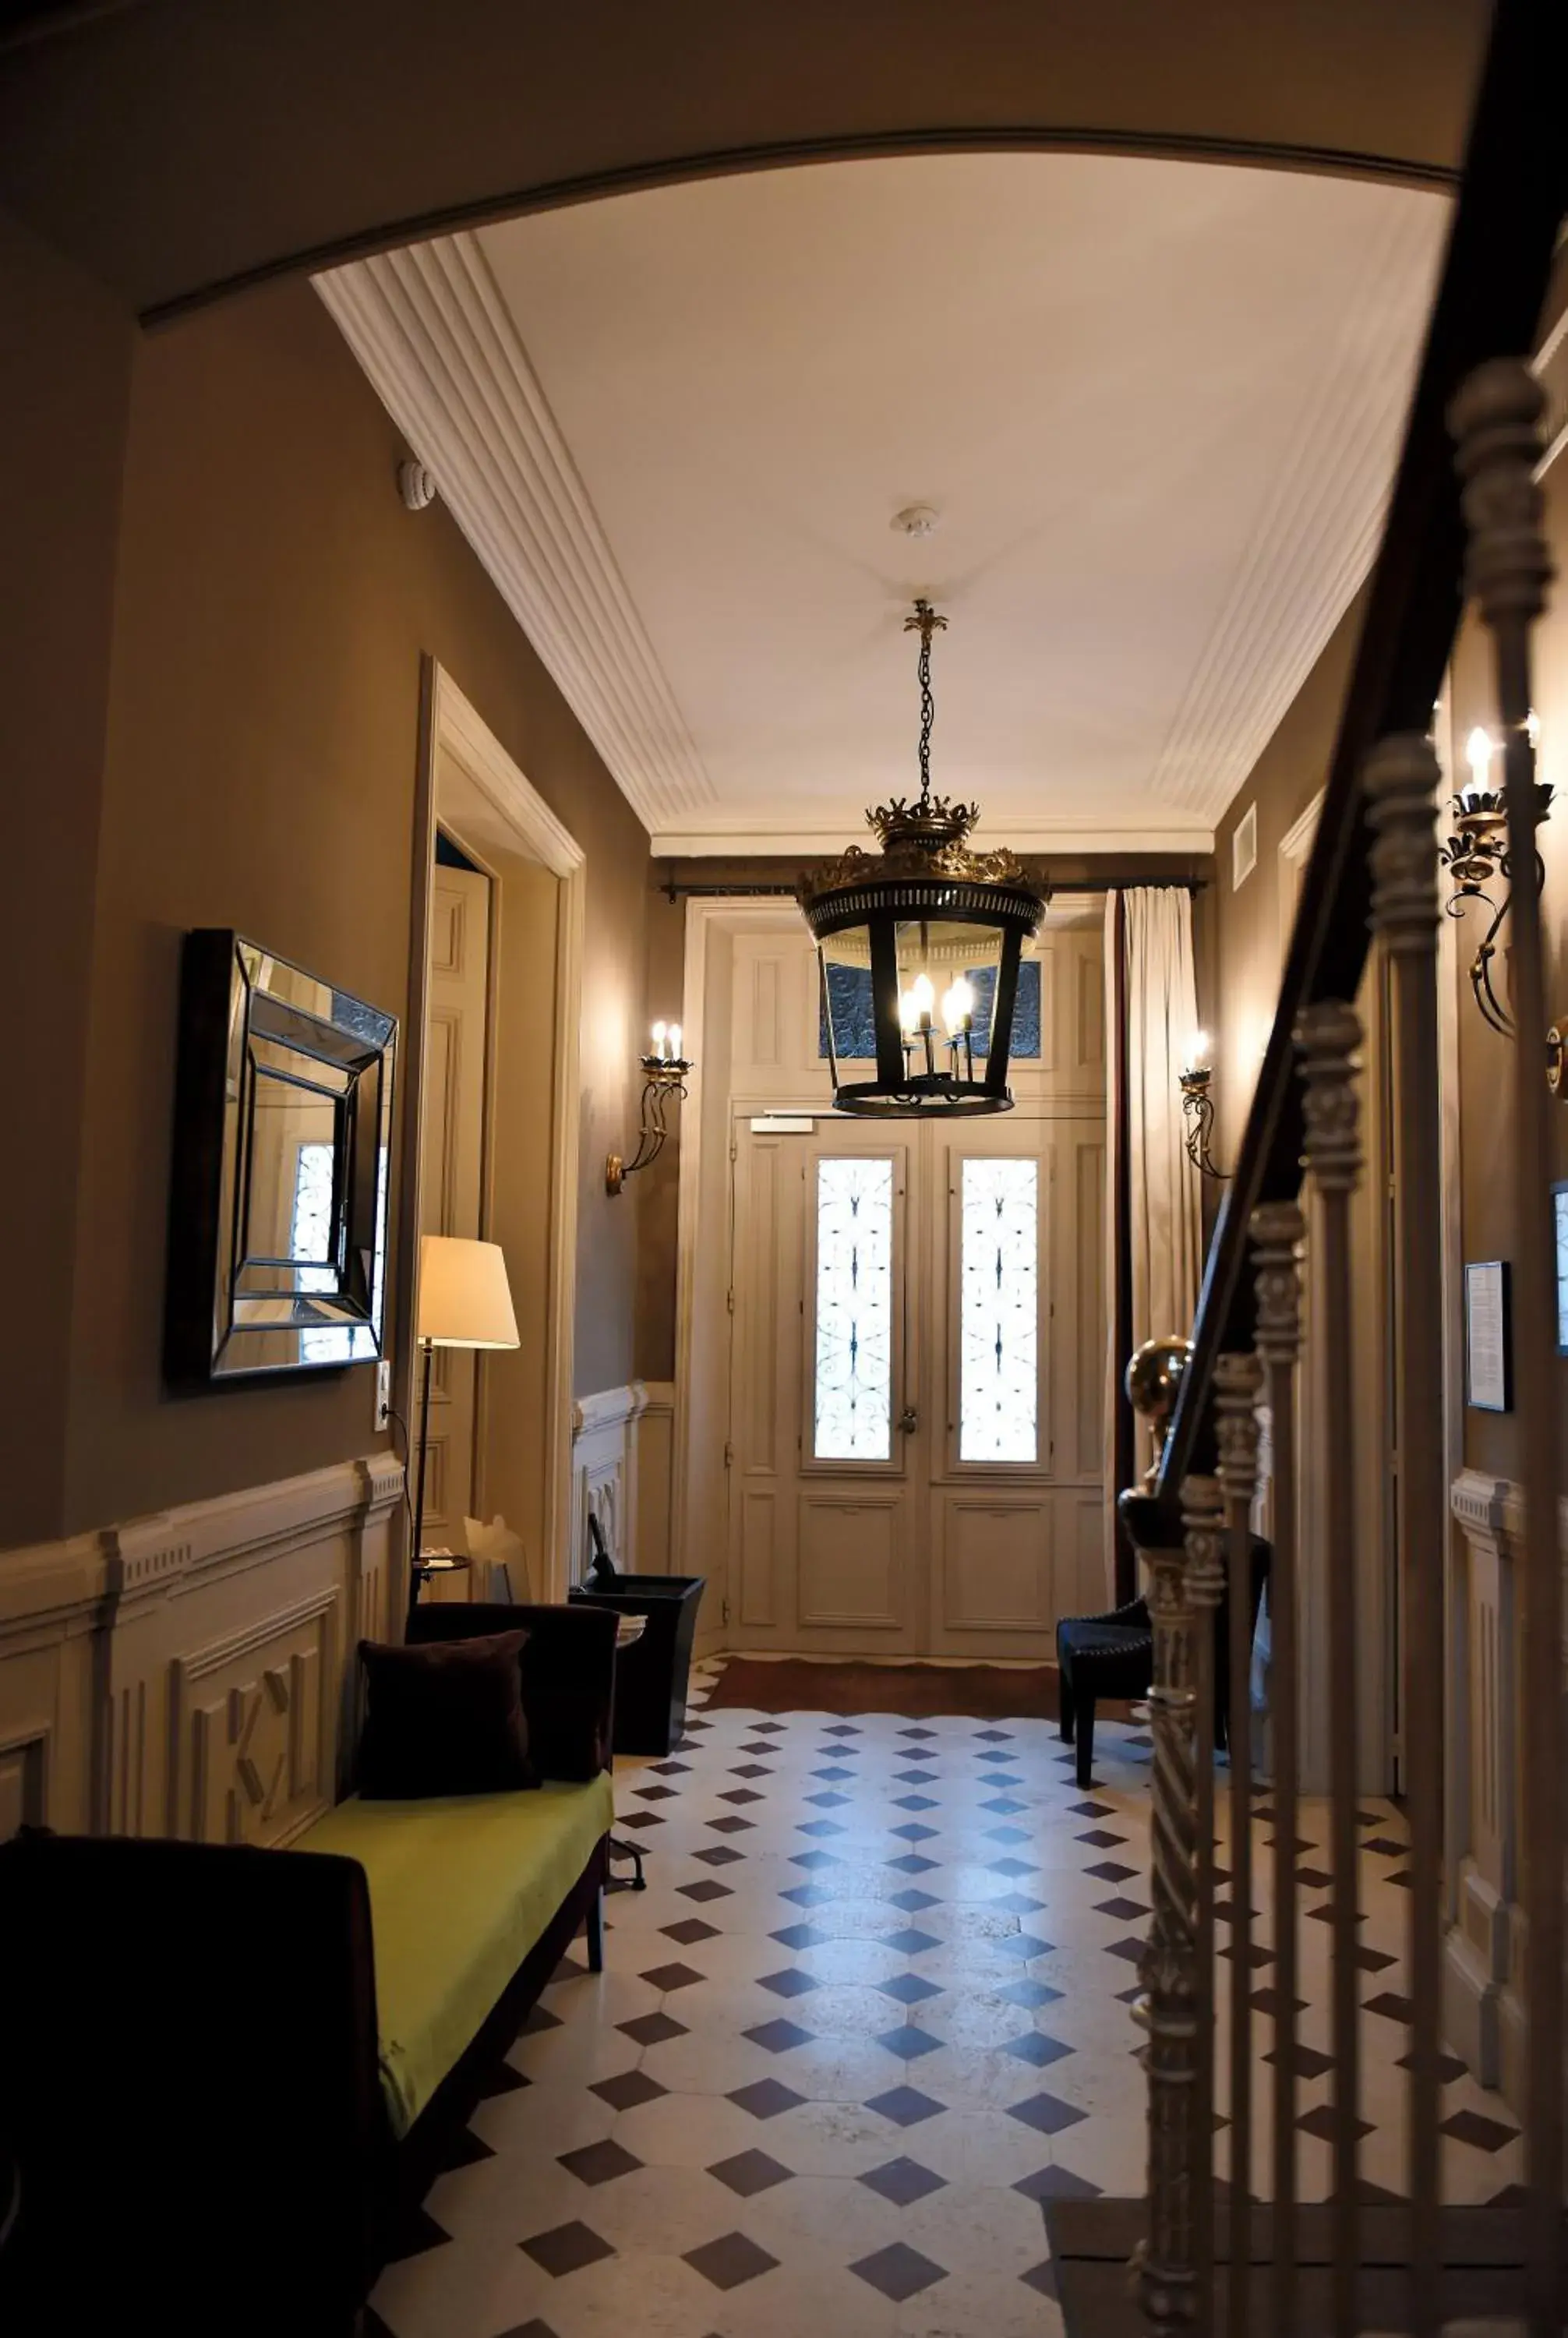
[820,959,1042,1063]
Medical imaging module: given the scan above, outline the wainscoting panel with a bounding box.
[569,1382,677,1590]
[1445,1469,1568,2110]
[171,1588,338,1847]
[797,1491,906,1634]
[937,1495,1053,1638]
[0,1454,401,1845]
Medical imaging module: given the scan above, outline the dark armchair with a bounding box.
[1056,1534,1270,1788]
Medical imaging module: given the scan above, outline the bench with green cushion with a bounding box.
[0,1600,620,2338]
[297,1770,613,2136]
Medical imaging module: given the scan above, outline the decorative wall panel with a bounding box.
[799,1493,903,1630]
[0,1455,401,1846]
[939,1496,1051,1632]
[740,1489,777,1630]
[570,1382,678,1591]
[1445,1468,1568,2110]
[173,1591,336,1847]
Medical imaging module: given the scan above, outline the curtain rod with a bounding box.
[659,875,1207,903]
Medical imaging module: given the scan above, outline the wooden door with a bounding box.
[729,1121,921,1654]
[924,1114,1107,1659]
[722,914,1107,1658]
[727,1109,1105,1658]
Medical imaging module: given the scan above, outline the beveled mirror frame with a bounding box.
[164,930,397,1385]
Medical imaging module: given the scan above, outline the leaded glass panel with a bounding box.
[814,1157,894,1460]
[959,1157,1039,1462]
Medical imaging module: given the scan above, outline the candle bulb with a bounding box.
[651,1019,667,1061]
[941,976,974,1037]
[668,1022,682,1062]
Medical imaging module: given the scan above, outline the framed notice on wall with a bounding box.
[1464,1260,1513,1412]
[1553,1185,1568,1357]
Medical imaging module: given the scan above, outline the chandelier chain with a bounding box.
[904,598,948,809]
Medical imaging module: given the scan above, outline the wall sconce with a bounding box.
[606,1022,691,1195]
[1440,715,1551,1038]
[1179,1031,1228,1180]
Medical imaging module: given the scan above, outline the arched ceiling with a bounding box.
[0,0,1487,320]
[320,151,1448,853]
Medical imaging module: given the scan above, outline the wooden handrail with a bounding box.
[1159,0,1566,1502]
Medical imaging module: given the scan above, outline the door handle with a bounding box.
[897,1406,918,1435]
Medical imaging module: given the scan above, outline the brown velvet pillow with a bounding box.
[356,1629,537,1799]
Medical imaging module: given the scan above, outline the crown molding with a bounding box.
[1146,190,1448,823]
[316,237,712,836]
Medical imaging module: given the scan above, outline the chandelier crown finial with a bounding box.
[865,792,980,853]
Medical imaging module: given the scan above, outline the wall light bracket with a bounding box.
[1179,1064,1229,1181]
[1440,720,1552,1040]
[606,1027,691,1195]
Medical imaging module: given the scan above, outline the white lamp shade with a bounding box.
[416,1235,520,1348]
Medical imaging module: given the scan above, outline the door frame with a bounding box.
[672,895,1108,1655]
[672,898,807,1644]
[397,659,585,1604]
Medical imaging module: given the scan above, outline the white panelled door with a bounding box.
[729,1105,1107,1659]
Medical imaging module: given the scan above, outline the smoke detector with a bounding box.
[397,458,438,513]
[891,503,940,539]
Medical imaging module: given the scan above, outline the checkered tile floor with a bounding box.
[366,1662,1524,2338]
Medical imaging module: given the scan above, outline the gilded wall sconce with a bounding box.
[606,1022,690,1195]
[1440,719,1551,1039]
[1179,1031,1228,1180]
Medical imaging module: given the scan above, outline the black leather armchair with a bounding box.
[1056,1534,1270,1788]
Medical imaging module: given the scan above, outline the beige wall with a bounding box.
[0,209,134,1548]
[0,252,649,1547]
[1210,594,1367,1168]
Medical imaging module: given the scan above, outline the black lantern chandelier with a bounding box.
[798,601,1048,1116]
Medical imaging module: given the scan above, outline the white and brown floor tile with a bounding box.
[366,1662,1523,2338]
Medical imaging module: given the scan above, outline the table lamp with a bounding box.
[411,1235,520,1609]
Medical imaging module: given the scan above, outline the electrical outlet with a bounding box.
[375,1361,393,1433]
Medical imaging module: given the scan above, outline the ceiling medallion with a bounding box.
[798,600,1048,1116]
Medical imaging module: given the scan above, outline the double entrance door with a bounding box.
[726,1108,1107,1660]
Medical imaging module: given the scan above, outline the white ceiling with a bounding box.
[320,152,1448,855]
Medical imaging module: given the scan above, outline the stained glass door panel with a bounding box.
[814,1156,895,1460]
[958,1157,1039,1462]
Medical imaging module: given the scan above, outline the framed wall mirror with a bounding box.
[165,931,397,1384]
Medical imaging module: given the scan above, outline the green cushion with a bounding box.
[295,1773,613,2136]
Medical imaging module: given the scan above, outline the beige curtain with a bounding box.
[1116,886,1203,1490]
[1103,902,1123,1592]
